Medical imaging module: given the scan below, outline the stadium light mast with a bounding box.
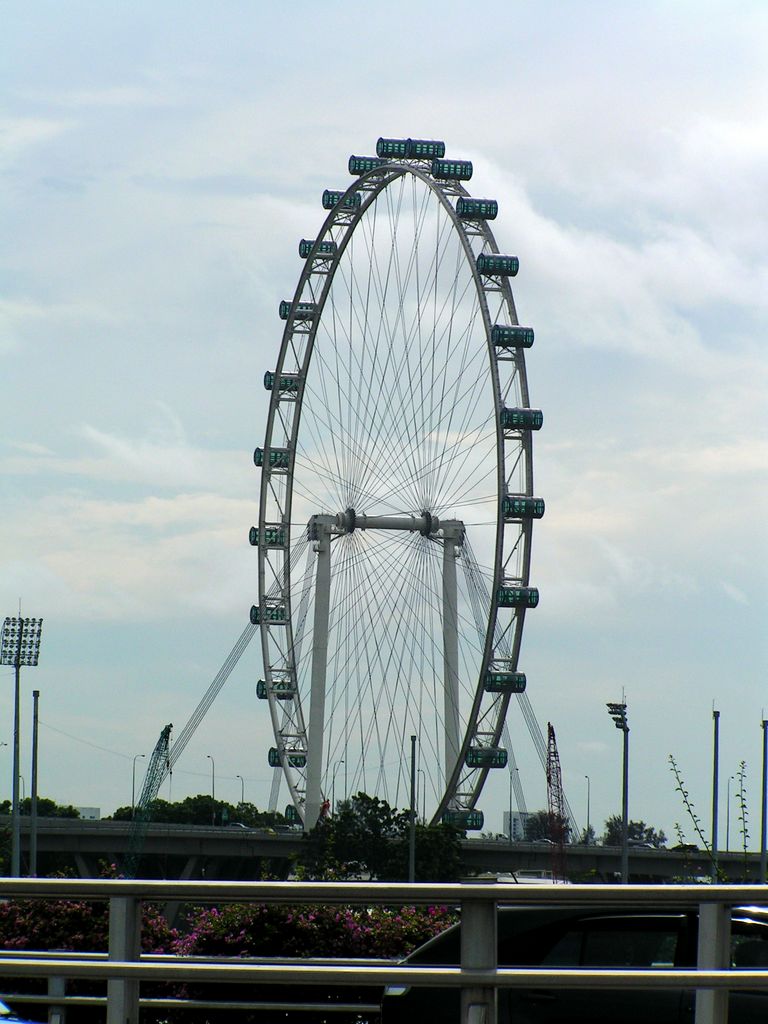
[606,701,629,884]
[1,615,44,876]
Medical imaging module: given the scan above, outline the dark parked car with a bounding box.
[382,904,768,1023]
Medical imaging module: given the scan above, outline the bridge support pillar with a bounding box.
[107,895,141,1024]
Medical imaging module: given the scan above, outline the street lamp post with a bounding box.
[236,774,245,807]
[606,701,630,884]
[331,760,345,812]
[131,754,146,819]
[207,755,216,825]
[417,768,426,823]
[584,775,591,845]
[1,615,44,877]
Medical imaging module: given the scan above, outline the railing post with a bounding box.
[460,894,497,1024]
[107,895,141,1024]
[695,901,731,1024]
[47,973,66,1024]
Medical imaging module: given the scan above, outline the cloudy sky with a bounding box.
[2,1,766,848]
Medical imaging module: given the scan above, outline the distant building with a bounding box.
[77,806,100,820]
[503,810,530,841]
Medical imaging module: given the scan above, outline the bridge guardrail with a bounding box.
[1,879,767,1024]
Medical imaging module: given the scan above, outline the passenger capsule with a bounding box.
[253,447,290,469]
[348,155,387,174]
[456,197,498,220]
[477,253,519,276]
[264,371,301,393]
[268,747,306,769]
[257,679,295,700]
[466,746,508,769]
[285,803,299,822]
[484,671,527,693]
[491,324,534,349]
[499,407,543,431]
[501,495,545,521]
[405,138,445,159]
[442,809,484,830]
[299,238,338,259]
[250,604,287,624]
[431,158,473,180]
[279,300,317,321]
[249,525,286,547]
[376,137,410,158]
[496,586,539,609]
[322,189,362,210]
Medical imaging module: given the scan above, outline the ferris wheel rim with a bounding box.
[254,147,538,827]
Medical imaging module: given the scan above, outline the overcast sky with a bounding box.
[1,1,766,849]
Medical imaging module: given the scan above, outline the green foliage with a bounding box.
[0,797,80,818]
[299,792,463,881]
[523,809,570,843]
[108,795,287,828]
[602,815,667,848]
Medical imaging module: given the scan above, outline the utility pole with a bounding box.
[408,735,417,883]
[711,708,720,882]
[30,689,40,877]
[761,718,767,883]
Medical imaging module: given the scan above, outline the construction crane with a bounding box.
[123,622,257,876]
[546,722,569,883]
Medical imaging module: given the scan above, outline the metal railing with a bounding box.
[0,879,767,1024]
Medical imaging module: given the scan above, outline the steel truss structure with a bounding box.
[253,138,543,828]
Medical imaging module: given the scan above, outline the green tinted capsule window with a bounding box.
[285,804,299,822]
[322,189,362,210]
[348,155,387,174]
[250,604,287,624]
[299,238,338,258]
[431,158,473,180]
[284,751,306,768]
[502,495,545,520]
[253,448,290,469]
[477,253,519,276]
[256,679,267,699]
[442,809,484,830]
[406,138,446,159]
[376,137,410,158]
[500,408,544,431]
[250,525,286,547]
[456,197,498,220]
[466,747,508,769]
[491,324,534,348]
[496,586,540,609]
[264,371,300,392]
[484,671,527,693]
[279,301,316,321]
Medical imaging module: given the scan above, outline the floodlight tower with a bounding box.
[1,616,43,876]
[607,701,629,884]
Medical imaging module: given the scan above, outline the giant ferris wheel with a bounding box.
[250,137,543,830]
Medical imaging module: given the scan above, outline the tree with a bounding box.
[108,796,287,828]
[0,797,80,818]
[602,815,667,848]
[524,809,571,844]
[299,792,463,881]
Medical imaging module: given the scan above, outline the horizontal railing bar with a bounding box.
[1,879,767,904]
[1,958,768,989]
[3,993,382,1012]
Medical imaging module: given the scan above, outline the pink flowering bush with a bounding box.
[173,902,456,959]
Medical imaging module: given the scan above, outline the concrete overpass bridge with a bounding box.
[2,816,762,882]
